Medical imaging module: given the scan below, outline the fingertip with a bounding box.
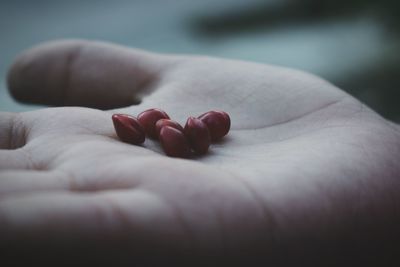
[6,39,171,109]
[7,48,35,104]
[7,39,89,106]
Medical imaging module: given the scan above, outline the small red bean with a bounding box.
[184,117,210,154]
[155,119,184,139]
[112,114,145,145]
[198,110,230,141]
[137,108,170,139]
[159,126,191,158]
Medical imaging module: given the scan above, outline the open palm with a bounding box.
[1,40,399,266]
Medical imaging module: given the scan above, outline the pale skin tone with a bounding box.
[0,40,399,266]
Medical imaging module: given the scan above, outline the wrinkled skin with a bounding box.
[1,40,399,266]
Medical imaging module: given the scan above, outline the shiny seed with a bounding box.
[137,108,170,139]
[159,126,191,158]
[155,119,184,139]
[112,114,145,145]
[184,117,210,154]
[198,110,230,141]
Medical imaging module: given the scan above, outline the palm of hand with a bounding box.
[1,40,399,265]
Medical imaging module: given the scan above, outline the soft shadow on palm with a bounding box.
[1,40,399,265]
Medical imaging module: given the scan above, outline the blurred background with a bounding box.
[0,0,399,121]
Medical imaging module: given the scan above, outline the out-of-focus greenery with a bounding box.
[193,0,400,36]
[1,0,399,121]
[192,0,400,121]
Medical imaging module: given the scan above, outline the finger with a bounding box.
[0,112,25,149]
[0,170,69,197]
[0,112,32,170]
[7,39,175,109]
[0,112,14,149]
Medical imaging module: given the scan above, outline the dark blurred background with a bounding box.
[1,0,399,121]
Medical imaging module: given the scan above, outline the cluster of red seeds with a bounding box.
[112,108,230,158]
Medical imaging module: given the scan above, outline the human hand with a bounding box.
[1,40,399,266]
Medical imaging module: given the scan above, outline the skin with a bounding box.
[0,40,399,266]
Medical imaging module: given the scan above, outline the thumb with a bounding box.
[7,39,174,109]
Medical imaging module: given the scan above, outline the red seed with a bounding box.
[155,119,184,139]
[198,110,230,141]
[112,114,145,145]
[184,117,210,154]
[159,126,191,158]
[137,108,170,139]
